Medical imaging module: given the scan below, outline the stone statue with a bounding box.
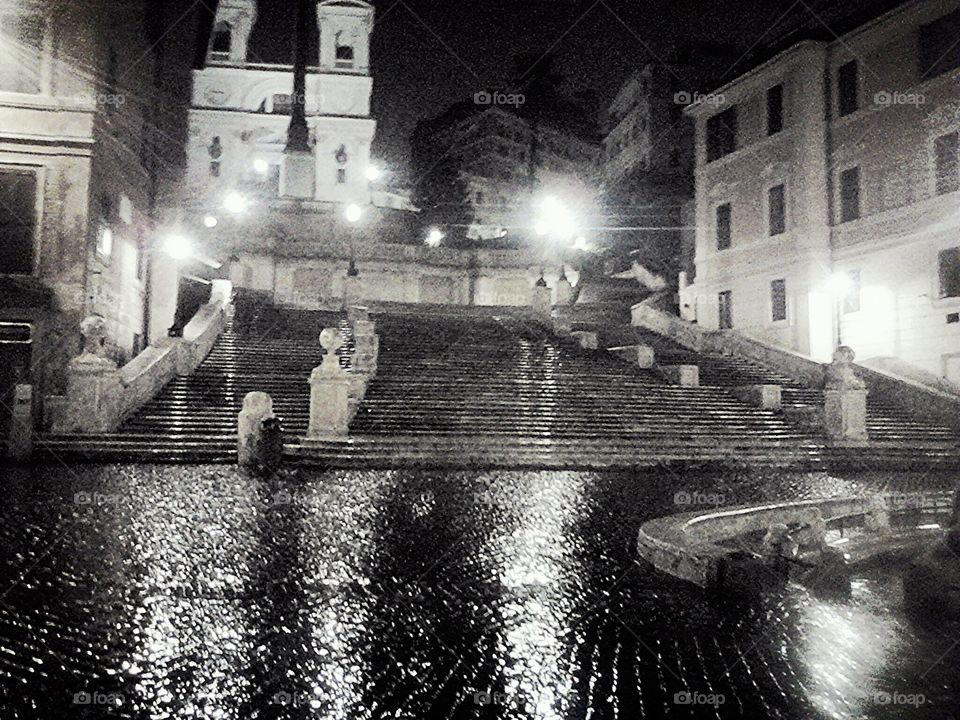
[824,345,865,390]
[79,315,108,358]
[318,328,346,375]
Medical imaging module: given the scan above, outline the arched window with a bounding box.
[211,21,232,55]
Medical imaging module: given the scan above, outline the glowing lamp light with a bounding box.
[344,203,363,223]
[365,165,382,182]
[535,221,549,236]
[573,236,590,251]
[164,234,193,260]
[203,215,218,228]
[829,271,852,297]
[426,228,444,247]
[223,191,248,214]
[253,158,269,174]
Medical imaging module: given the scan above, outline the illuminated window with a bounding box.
[837,60,858,117]
[839,167,861,222]
[718,290,733,329]
[0,169,37,274]
[771,279,787,322]
[934,131,959,195]
[715,203,732,250]
[939,248,960,299]
[0,11,45,94]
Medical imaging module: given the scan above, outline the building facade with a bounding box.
[683,0,960,384]
[415,104,600,242]
[182,0,376,219]
[0,0,189,434]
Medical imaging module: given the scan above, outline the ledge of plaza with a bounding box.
[635,492,953,593]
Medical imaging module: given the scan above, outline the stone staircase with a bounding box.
[39,302,960,468]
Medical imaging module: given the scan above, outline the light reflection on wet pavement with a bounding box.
[0,464,956,718]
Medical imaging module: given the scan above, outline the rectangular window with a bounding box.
[939,248,960,299]
[716,202,732,250]
[919,9,960,79]
[770,279,787,322]
[843,270,861,313]
[768,184,786,236]
[336,168,347,184]
[767,84,784,135]
[935,131,960,195]
[706,106,737,162]
[839,166,861,222]
[0,169,37,274]
[0,12,44,94]
[837,60,858,117]
[718,290,733,329]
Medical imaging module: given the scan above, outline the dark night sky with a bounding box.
[242,0,888,177]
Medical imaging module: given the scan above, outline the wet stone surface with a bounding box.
[0,464,956,718]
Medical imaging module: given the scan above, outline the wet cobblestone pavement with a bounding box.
[0,464,957,719]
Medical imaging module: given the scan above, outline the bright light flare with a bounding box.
[573,236,590,251]
[253,158,269,174]
[365,165,382,182]
[344,203,363,223]
[164,234,193,260]
[203,215,218,228]
[425,228,444,247]
[223,191,248,214]
[829,271,853,297]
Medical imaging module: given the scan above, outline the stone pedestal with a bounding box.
[732,384,782,411]
[281,149,315,199]
[8,384,33,461]
[555,276,574,306]
[306,328,352,439]
[238,391,282,469]
[609,344,655,368]
[662,364,699,387]
[570,331,598,350]
[531,283,552,315]
[342,273,363,308]
[552,306,573,336]
[59,356,122,433]
[823,389,868,442]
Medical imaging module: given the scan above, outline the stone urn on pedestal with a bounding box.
[305,328,351,440]
[56,316,123,433]
[822,345,868,444]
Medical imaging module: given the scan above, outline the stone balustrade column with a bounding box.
[823,346,868,443]
[306,328,352,439]
[55,316,123,433]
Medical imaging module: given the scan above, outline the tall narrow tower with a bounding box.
[206,0,256,66]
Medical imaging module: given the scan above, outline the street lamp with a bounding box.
[365,165,382,182]
[163,234,193,260]
[223,191,248,214]
[203,215,218,228]
[253,158,270,174]
[426,228,444,247]
[344,203,363,223]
